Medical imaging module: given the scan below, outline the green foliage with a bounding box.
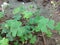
[1,19,30,41]
[55,22,60,34]
[14,41,19,45]
[46,30,52,37]
[0,38,9,45]
[1,20,22,37]
[0,5,60,45]
[13,7,20,14]
[28,15,41,24]
[55,22,60,31]
[0,12,4,18]
[29,5,34,8]
[23,11,33,19]
[13,5,33,19]
[30,36,36,44]
[29,16,54,37]
[13,14,21,20]
[47,19,55,30]
[13,5,26,14]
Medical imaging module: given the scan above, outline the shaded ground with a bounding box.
[0,0,60,45]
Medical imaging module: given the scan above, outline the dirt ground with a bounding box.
[0,0,60,45]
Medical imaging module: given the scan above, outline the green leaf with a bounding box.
[47,20,54,30]
[5,20,22,27]
[28,34,33,38]
[0,38,9,45]
[37,17,49,32]
[17,27,28,36]
[38,17,49,25]
[13,7,20,14]
[46,30,52,37]
[13,14,21,20]
[20,36,26,42]
[0,12,4,18]
[34,26,41,32]
[55,22,60,31]
[20,35,28,42]
[23,11,33,18]
[1,29,8,33]
[6,32,14,41]
[14,41,19,45]
[41,25,48,33]
[19,5,26,13]
[10,28,18,37]
[30,36,36,44]
[13,6,26,14]
[29,15,40,24]
[2,20,22,37]
[29,5,34,8]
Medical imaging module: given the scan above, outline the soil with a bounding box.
[0,0,60,45]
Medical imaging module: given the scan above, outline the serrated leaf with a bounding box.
[6,20,22,27]
[14,41,19,45]
[1,29,8,33]
[38,17,49,25]
[30,36,36,44]
[28,34,33,38]
[47,20,54,30]
[35,26,41,32]
[3,20,22,37]
[13,6,26,14]
[29,15,40,24]
[41,25,48,33]
[29,5,34,8]
[17,27,27,36]
[23,11,33,18]
[37,17,49,33]
[46,30,52,37]
[0,12,4,18]
[13,7,20,14]
[55,22,60,31]
[6,32,14,41]
[0,38,9,45]
[13,14,21,20]
[10,28,18,37]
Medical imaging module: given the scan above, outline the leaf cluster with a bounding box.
[0,5,60,45]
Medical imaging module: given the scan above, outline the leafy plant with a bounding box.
[0,5,60,45]
[1,19,31,41]
[1,20,22,41]
[28,16,54,37]
[1,20,22,37]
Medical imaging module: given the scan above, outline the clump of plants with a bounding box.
[0,5,60,45]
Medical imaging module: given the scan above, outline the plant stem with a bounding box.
[42,32,46,45]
